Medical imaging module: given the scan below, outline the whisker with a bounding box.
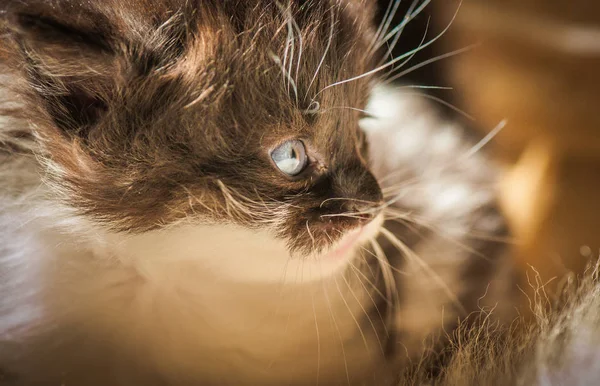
[380,174,423,191]
[385,43,478,84]
[342,275,385,355]
[283,252,304,335]
[306,220,316,250]
[370,0,399,53]
[375,0,433,52]
[386,208,515,244]
[278,257,291,295]
[369,243,410,278]
[380,227,467,315]
[306,5,336,100]
[337,274,379,355]
[349,260,390,337]
[310,273,321,386]
[319,261,351,386]
[397,85,454,90]
[369,239,399,327]
[379,174,416,189]
[378,0,426,67]
[375,0,404,52]
[359,248,380,283]
[461,119,507,159]
[274,1,299,103]
[283,3,295,93]
[320,212,374,220]
[291,8,304,95]
[269,51,299,105]
[319,197,378,208]
[382,16,432,81]
[400,92,475,120]
[319,106,372,115]
[384,211,493,261]
[350,258,390,305]
[378,188,426,212]
[315,2,460,98]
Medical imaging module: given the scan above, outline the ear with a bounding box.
[2,2,118,136]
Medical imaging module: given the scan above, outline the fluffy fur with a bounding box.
[395,261,600,385]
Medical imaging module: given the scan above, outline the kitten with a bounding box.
[0,1,514,385]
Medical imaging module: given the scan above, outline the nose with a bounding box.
[342,200,381,225]
[334,163,383,213]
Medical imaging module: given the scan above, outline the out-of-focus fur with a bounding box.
[395,262,600,385]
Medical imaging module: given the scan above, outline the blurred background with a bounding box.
[377,0,600,299]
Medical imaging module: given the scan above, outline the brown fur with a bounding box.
[1,0,380,255]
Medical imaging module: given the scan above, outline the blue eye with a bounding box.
[270,139,308,176]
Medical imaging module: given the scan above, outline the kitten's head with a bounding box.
[2,0,384,270]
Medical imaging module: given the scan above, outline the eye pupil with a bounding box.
[270,140,308,177]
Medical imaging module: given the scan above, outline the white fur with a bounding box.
[0,185,386,384]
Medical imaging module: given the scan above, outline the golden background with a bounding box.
[439,0,600,297]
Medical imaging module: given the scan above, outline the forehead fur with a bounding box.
[1,0,381,253]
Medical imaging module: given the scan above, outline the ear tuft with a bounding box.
[2,4,118,136]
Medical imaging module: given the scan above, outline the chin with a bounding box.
[296,213,386,280]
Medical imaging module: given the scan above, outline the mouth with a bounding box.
[321,214,384,260]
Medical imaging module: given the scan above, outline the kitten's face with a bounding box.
[2,0,383,266]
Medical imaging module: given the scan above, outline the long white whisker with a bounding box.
[269,51,299,103]
[319,261,351,385]
[385,43,478,84]
[291,9,304,95]
[375,0,404,50]
[370,0,397,52]
[369,243,410,278]
[349,260,390,337]
[374,0,432,52]
[319,197,378,208]
[283,251,303,335]
[319,106,372,115]
[380,227,466,314]
[283,3,293,81]
[275,1,298,103]
[378,0,424,66]
[385,211,493,261]
[461,119,507,159]
[398,84,453,90]
[310,274,321,386]
[315,2,460,98]
[338,274,380,355]
[382,16,431,80]
[350,258,390,305]
[386,207,514,244]
[306,6,336,100]
[306,220,316,250]
[401,92,475,120]
[359,248,379,283]
[344,276,383,354]
[378,168,418,184]
[369,239,398,327]
[286,7,297,102]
